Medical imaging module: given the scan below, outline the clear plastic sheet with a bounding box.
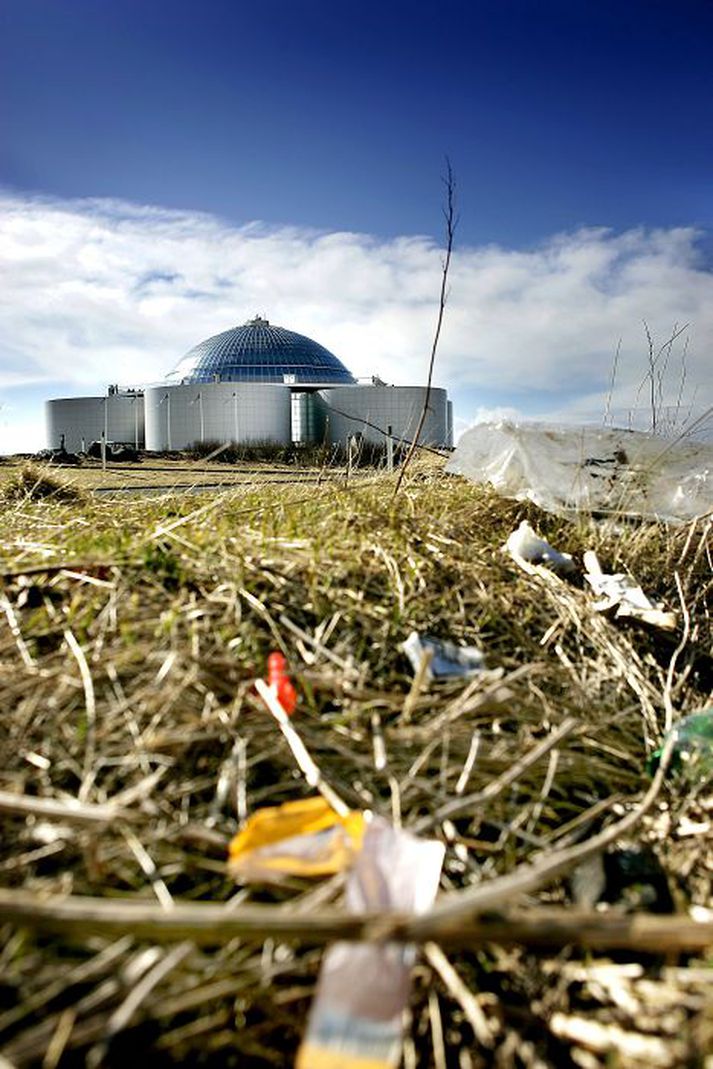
[447,421,713,522]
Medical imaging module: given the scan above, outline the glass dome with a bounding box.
[169,316,356,385]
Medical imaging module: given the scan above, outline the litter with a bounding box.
[570,844,673,912]
[401,630,485,681]
[583,550,677,630]
[228,796,365,882]
[297,816,445,1069]
[504,520,576,576]
[265,650,297,716]
[447,420,713,522]
[649,709,713,781]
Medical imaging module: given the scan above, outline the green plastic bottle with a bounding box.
[649,708,713,779]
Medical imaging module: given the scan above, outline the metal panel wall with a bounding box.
[319,386,450,448]
[144,382,292,450]
[45,395,145,452]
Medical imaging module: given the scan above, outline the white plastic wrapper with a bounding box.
[505,520,576,576]
[401,630,485,680]
[296,817,445,1069]
[447,421,713,522]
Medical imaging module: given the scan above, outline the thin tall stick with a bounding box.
[394,159,456,495]
[603,337,621,427]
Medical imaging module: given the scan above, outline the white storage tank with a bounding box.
[46,392,144,452]
[144,382,292,450]
[320,386,450,448]
[291,391,330,445]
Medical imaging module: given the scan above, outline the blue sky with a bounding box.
[1,0,712,450]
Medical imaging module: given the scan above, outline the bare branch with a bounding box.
[394,159,456,494]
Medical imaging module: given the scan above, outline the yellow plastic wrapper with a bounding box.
[228,796,366,882]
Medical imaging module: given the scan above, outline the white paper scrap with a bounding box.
[296,817,445,1069]
[583,550,677,630]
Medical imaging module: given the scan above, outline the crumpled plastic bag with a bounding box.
[447,421,713,522]
[228,796,365,882]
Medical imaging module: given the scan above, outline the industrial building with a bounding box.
[46,316,453,453]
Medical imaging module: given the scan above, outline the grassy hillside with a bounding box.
[0,461,711,1066]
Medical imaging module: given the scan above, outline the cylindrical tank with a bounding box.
[144,382,292,450]
[291,391,329,444]
[45,394,145,452]
[319,386,450,448]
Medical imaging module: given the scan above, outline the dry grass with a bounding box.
[1,462,88,503]
[0,460,711,1066]
[0,456,361,495]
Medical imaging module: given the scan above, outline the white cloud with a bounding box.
[1,191,711,451]
[0,409,45,456]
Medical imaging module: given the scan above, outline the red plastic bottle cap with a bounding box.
[277,678,297,716]
[267,651,287,680]
[266,651,297,715]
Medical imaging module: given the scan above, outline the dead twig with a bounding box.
[402,730,676,941]
[394,158,456,495]
[0,790,138,825]
[413,716,580,832]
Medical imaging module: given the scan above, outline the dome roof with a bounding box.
[169,316,356,385]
